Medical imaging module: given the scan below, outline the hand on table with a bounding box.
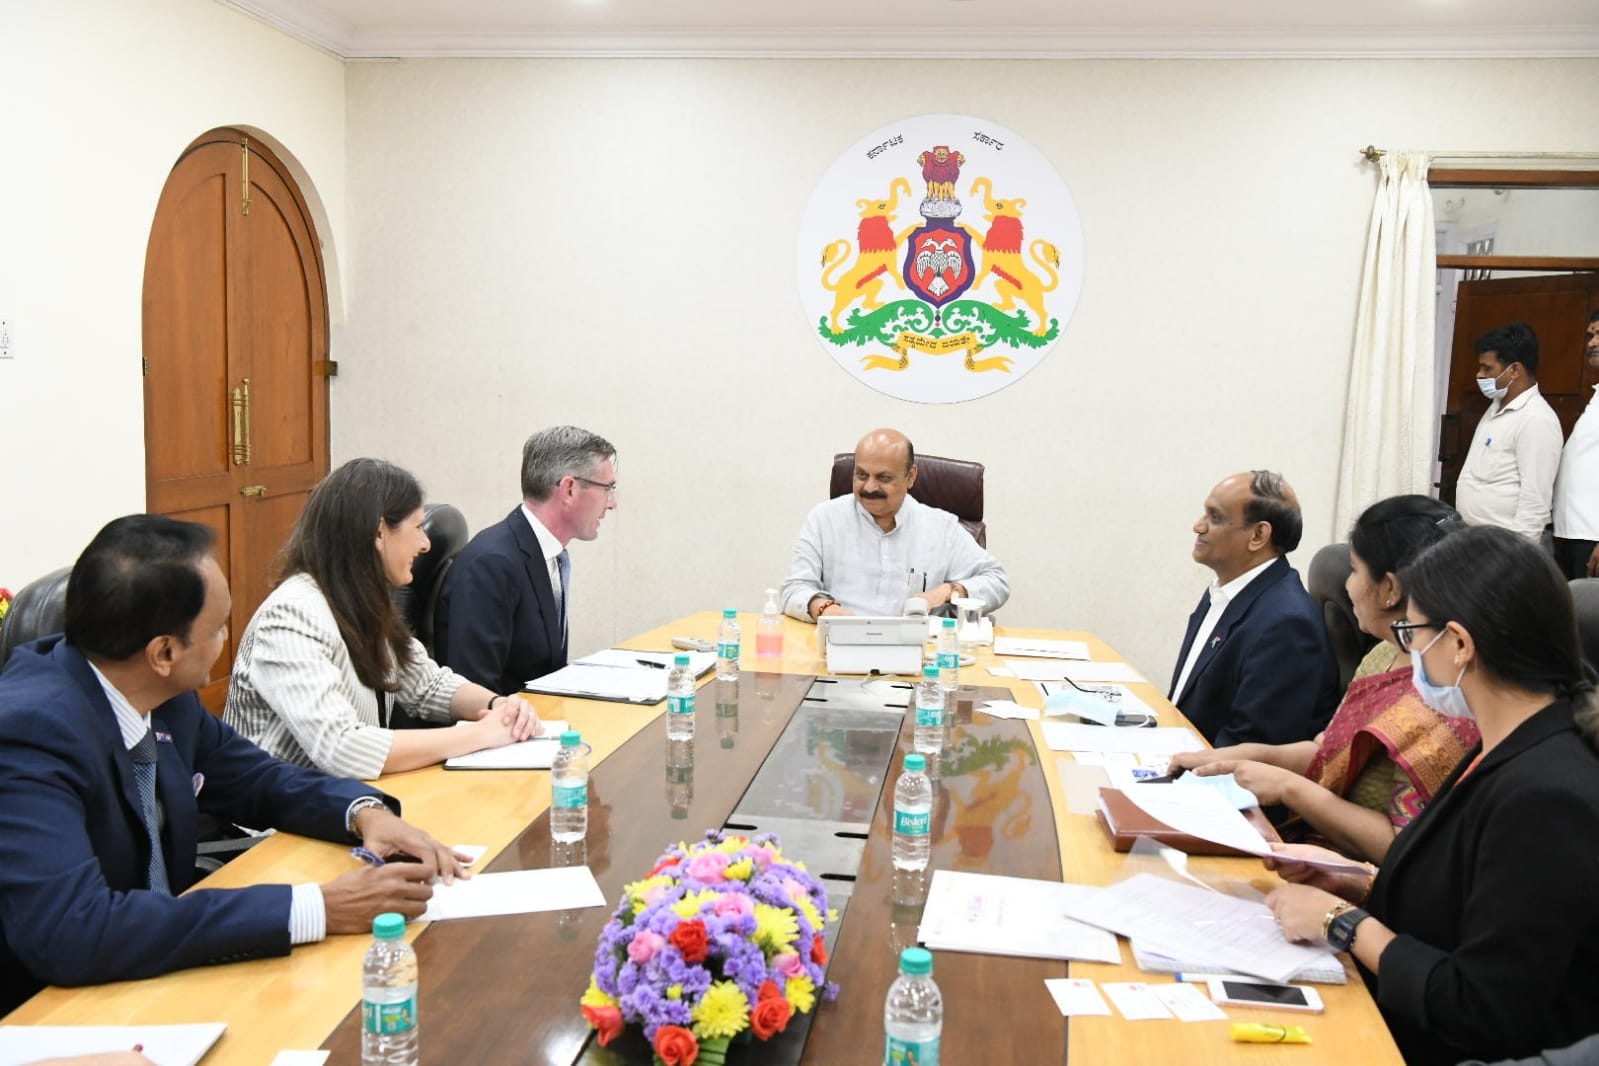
[353,806,471,883]
[321,863,435,934]
[1266,882,1344,945]
[475,694,541,741]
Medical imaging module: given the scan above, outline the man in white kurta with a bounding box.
[781,428,1009,621]
[1455,322,1563,540]
[1552,312,1599,577]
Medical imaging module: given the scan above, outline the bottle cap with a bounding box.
[942,617,955,629]
[922,665,938,679]
[899,946,933,975]
[372,912,406,939]
[903,753,926,773]
[723,608,738,618]
[674,652,691,666]
[560,730,582,746]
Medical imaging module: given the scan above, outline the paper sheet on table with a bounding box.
[918,870,1120,964]
[1061,872,1338,984]
[992,637,1090,660]
[525,662,671,703]
[1044,978,1113,1017]
[445,720,569,769]
[1117,772,1260,811]
[583,647,716,676]
[978,700,1039,721]
[270,1053,331,1066]
[1041,722,1204,758]
[1007,660,1146,683]
[421,865,606,921]
[1101,981,1174,1020]
[0,1023,226,1066]
[1057,760,1113,814]
[1122,786,1367,873]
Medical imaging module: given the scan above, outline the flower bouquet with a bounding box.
[582,830,840,1065]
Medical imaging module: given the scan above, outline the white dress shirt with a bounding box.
[1555,384,1599,540]
[1455,384,1564,539]
[521,504,566,613]
[1169,555,1277,703]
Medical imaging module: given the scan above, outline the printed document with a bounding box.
[445,720,569,769]
[0,1024,226,1066]
[421,865,607,922]
[918,870,1120,964]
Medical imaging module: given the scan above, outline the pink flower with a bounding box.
[783,877,809,903]
[773,952,806,978]
[750,845,776,869]
[713,893,754,919]
[687,851,731,882]
[627,930,666,963]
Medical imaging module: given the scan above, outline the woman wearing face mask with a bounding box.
[1169,495,1478,862]
[1264,525,1599,1066]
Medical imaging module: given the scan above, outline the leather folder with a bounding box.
[1095,787,1281,855]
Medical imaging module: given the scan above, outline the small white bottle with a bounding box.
[550,731,589,844]
[912,665,944,755]
[936,617,959,691]
[757,588,784,660]
[891,753,932,872]
[667,653,697,739]
[884,947,942,1066]
[717,608,741,680]
[362,912,419,1066]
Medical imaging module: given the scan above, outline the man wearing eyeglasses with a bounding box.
[437,426,618,695]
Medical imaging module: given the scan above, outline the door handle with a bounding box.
[241,485,267,497]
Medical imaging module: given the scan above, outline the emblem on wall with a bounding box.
[796,114,1084,404]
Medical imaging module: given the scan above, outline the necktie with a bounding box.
[130,730,171,895]
[556,549,571,647]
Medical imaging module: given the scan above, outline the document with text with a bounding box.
[918,870,1120,964]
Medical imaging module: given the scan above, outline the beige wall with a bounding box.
[0,0,346,581]
[339,57,1599,680]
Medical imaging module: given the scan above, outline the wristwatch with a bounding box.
[345,795,389,837]
[1323,903,1370,953]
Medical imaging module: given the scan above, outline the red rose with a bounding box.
[810,938,827,965]
[751,994,794,1040]
[581,1004,624,1047]
[653,1024,700,1066]
[758,979,781,1002]
[669,919,710,964]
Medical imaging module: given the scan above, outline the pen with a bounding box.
[351,846,387,867]
[1136,770,1184,784]
[635,658,667,669]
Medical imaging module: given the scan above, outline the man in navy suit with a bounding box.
[0,516,467,1015]
[436,426,617,694]
[1168,470,1339,746]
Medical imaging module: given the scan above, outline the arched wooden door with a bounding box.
[143,129,330,713]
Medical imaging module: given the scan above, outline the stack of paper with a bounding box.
[992,637,1090,660]
[444,719,570,770]
[525,648,714,703]
[917,870,1120,963]
[0,1023,227,1066]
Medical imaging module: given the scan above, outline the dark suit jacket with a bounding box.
[0,637,393,1014]
[1168,555,1339,746]
[435,508,567,695]
[1366,699,1599,1066]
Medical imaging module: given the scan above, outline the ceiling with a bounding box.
[221,0,1599,59]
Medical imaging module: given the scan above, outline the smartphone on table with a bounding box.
[1207,978,1325,1013]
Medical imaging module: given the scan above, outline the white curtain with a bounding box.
[1333,151,1437,537]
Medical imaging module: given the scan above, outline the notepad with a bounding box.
[0,1023,226,1066]
[444,720,570,769]
[524,650,714,703]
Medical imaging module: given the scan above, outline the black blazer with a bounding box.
[435,508,567,695]
[1364,698,1599,1066]
[1168,555,1340,746]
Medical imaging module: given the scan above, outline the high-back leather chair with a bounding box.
[1307,542,1376,698]
[1569,578,1599,675]
[830,452,986,547]
[392,503,469,656]
[0,565,72,672]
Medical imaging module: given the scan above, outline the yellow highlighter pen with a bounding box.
[1231,1022,1312,1044]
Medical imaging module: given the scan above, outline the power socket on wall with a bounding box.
[0,319,12,359]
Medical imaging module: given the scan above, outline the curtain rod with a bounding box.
[1360,145,1599,164]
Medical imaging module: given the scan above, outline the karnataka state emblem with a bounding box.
[796,114,1084,404]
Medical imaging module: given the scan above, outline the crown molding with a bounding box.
[217,3,1599,60]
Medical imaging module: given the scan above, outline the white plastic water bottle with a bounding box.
[717,608,741,680]
[362,912,419,1066]
[912,665,944,755]
[667,653,697,740]
[884,947,942,1066]
[891,753,932,872]
[936,618,959,691]
[757,588,784,660]
[551,730,588,844]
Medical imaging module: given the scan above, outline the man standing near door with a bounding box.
[1455,322,1564,540]
[436,426,618,694]
[1553,311,1599,578]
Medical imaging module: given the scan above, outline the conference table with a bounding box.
[5,613,1402,1064]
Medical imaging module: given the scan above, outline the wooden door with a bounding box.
[1437,273,1599,504]
[143,130,329,713]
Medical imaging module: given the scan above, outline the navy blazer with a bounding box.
[1168,555,1339,746]
[435,507,567,695]
[0,637,391,1014]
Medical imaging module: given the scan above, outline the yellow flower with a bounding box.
[752,903,799,953]
[724,858,754,882]
[671,888,720,919]
[581,975,617,1009]
[667,984,683,1001]
[691,981,750,1040]
[715,835,750,854]
[784,973,816,1014]
[791,894,822,932]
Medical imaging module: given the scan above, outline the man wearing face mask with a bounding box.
[1454,322,1563,540]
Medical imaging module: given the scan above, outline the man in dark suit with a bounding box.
[1168,470,1339,746]
[436,426,617,693]
[0,515,465,1015]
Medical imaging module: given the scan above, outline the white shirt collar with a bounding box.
[88,661,151,750]
[1209,554,1278,605]
[1489,383,1541,418]
[853,494,918,535]
[520,503,564,563]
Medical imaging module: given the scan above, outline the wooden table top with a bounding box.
[5,612,1402,1065]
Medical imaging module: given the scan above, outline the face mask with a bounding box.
[1477,368,1510,402]
[1410,629,1473,720]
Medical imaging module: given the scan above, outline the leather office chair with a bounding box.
[830,452,986,547]
[0,565,72,672]
[1569,578,1599,675]
[1307,542,1377,698]
[392,502,469,656]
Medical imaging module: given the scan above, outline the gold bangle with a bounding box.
[1321,902,1355,943]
